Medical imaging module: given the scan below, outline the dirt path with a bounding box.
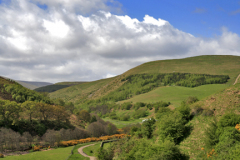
[78,143,97,160]
[233,74,240,85]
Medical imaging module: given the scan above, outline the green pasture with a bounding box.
[120,84,228,107]
[4,146,74,160]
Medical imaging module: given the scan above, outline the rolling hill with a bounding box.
[49,55,240,107]
[34,82,86,93]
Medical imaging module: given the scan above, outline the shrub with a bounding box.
[0,154,4,158]
[155,107,172,120]
[156,112,187,144]
[176,105,191,121]
[184,96,199,105]
[133,109,148,119]
[146,103,153,110]
[191,105,204,116]
[141,118,156,138]
[121,102,132,110]
[153,101,170,113]
[109,112,119,120]
[119,115,130,121]
[217,113,240,128]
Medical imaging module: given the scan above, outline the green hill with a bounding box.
[34,82,86,93]
[49,55,240,106]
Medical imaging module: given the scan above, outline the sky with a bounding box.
[0,0,240,83]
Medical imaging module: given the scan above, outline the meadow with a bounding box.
[4,146,74,160]
[120,84,228,107]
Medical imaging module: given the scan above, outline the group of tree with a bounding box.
[2,84,52,104]
[97,101,193,160]
[0,127,89,153]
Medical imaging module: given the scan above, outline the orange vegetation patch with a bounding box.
[59,134,129,147]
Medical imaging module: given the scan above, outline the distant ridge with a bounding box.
[17,81,52,88]
[0,76,52,90]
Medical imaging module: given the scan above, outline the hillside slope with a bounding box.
[34,82,86,93]
[179,81,240,158]
[49,55,240,105]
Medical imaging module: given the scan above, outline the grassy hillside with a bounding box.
[120,84,228,107]
[49,55,240,105]
[49,77,121,103]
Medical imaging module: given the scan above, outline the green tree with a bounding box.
[0,100,21,125]
[77,110,91,122]
[21,101,37,122]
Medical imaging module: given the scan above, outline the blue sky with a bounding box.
[117,0,240,37]
[0,0,240,82]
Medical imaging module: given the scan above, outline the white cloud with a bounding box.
[0,0,239,83]
[43,19,70,38]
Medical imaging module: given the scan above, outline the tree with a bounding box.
[21,101,37,122]
[0,100,21,125]
[52,105,69,123]
[35,102,53,121]
[77,110,91,122]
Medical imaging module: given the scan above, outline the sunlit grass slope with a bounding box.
[49,77,117,102]
[120,84,228,107]
[49,55,240,104]
[4,146,74,160]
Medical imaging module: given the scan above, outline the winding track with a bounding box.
[78,143,97,160]
[233,74,240,85]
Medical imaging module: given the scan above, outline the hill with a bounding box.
[17,81,52,88]
[49,55,240,106]
[34,82,86,93]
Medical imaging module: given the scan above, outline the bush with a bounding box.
[133,109,148,119]
[97,147,114,160]
[191,105,204,116]
[184,96,199,105]
[141,118,156,138]
[217,113,240,128]
[0,154,4,158]
[155,107,172,120]
[119,115,130,121]
[176,105,191,121]
[109,112,119,120]
[146,103,153,110]
[121,102,132,110]
[153,101,170,113]
[156,112,187,144]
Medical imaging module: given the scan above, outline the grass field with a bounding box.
[120,84,228,107]
[4,146,74,160]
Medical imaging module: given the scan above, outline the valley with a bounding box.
[0,55,240,159]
